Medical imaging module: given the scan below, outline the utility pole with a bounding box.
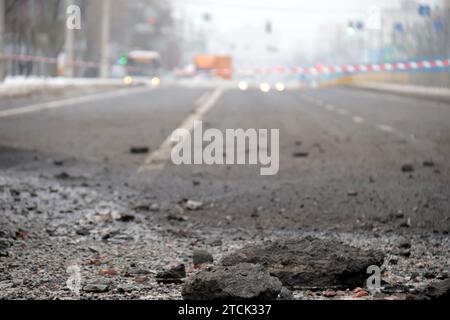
[444,0,450,87]
[445,0,450,56]
[0,0,5,81]
[64,0,75,77]
[100,0,110,78]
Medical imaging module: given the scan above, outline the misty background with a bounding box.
[2,0,449,78]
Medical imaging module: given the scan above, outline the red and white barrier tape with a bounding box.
[2,54,450,76]
[235,58,450,76]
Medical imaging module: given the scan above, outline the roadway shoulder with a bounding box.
[351,82,450,103]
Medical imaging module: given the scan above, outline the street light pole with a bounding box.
[0,0,5,81]
[444,0,450,88]
[445,0,450,57]
[64,0,75,78]
[100,0,110,78]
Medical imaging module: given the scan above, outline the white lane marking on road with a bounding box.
[377,124,394,133]
[195,91,211,106]
[0,86,152,119]
[138,87,225,172]
[325,104,335,111]
[352,116,365,124]
[337,108,349,115]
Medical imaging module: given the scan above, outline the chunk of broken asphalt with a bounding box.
[117,213,135,222]
[193,250,214,266]
[182,263,283,300]
[278,287,293,300]
[83,282,111,293]
[422,160,435,168]
[54,172,72,180]
[397,239,412,250]
[117,284,137,293]
[401,164,414,173]
[221,236,385,289]
[292,152,309,158]
[407,279,450,300]
[129,146,149,154]
[156,264,186,283]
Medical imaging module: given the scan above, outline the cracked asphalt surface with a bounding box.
[0,84,449,299]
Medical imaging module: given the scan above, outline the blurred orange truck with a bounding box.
[194,55,233,79]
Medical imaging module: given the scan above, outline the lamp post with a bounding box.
[100,0,110,78]
[0,0,5,81]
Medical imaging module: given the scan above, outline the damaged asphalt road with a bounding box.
[0,86,449,300]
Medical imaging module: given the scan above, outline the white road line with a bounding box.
[337,108,349,115]
[138,87,225,172]
[352,116,365,124]
[325,104,335,111]
[0,86,152,119]
[195,91,211,106]
[377,124,394,133]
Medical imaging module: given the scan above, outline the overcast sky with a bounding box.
[173,0,442,65]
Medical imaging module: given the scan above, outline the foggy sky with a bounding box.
[173,0,442,66]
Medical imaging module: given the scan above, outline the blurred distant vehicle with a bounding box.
[126,50,161,77]
[194,55,233,80]
[173,64,196,78]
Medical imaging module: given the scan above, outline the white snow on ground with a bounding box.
[0,76,138,97]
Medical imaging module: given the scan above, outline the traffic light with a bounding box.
[394,22,404,33]
[346,21,364,36]
[203,13,211,21]
[433,20,444,32]
[266,21,272,34]
[119,54,128,66]
[346,22,356,36]
[418,4,431,17]
[356,21,364,31]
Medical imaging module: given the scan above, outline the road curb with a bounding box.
[351,82,450,104]
[0,78,143,98]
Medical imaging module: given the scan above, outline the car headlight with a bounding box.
[123,76,133,85]
[238,81,249,91]
[275,82,285,92]
[260,83,270,92]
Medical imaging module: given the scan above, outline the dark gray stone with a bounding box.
[397,240,412,249]
[130,146,149,154]
[0,239,11,257]
[422,160,435,167]
[221,237,385,289]
[118,213,135,222]
[156,264,186,283]
[76,228,90,236]
[381,283,410,294]
[182,263,282,300]
[408,279,450,300]
[292,152,309,158]
[193,250,214,266]
[278,287,294,300]
[401,164,414,173]
[83,283,110,293]
[117,284,137,293]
